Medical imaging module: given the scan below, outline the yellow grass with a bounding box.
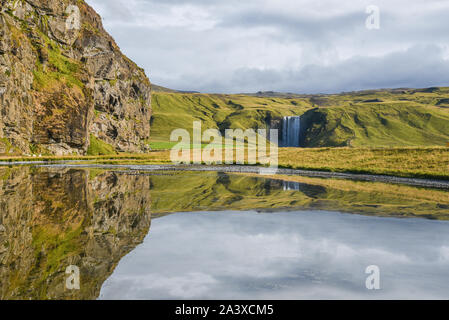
[1,147,448,180]
[277,147,449,180]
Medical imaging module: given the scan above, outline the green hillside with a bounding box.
[302,104,449,147]
[150,92,311,144]
[150,87,449,148]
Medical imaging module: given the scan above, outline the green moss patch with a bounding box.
[32,34,84,91]
[87,135,117,156]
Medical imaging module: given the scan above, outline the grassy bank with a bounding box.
[0,151,171,164]
[1,147,448,181]
[278,147,449,180]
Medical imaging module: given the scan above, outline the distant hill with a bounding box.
[151,84,179,93]
[150,87,449,148]
[152,84,199,94]
[246,87,444,98]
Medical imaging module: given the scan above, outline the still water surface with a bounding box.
[100,210,449,300]
[0,167,448,299]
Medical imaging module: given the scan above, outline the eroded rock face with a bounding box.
[0,0,151,155]
[0,168,152,300]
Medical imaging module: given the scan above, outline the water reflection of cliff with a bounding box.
[0,168,151,300]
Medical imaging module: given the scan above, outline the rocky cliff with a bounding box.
[0,0,151,155]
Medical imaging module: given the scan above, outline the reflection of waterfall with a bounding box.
[283,181,301,191]
[282,116,301,147]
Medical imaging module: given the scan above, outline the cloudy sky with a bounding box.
[86,0,449,94]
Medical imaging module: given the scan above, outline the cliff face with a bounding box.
[0,0,151,155]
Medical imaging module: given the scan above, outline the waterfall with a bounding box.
[282,116,301,147]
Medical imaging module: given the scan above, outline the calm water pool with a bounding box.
[100,210,449,300]
[0,167,448,300]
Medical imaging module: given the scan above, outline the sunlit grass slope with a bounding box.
[1,146,448,180]
[150,92,311,145]
[151,87,449,148]
[302,103,449,147]
[278,147,449,180]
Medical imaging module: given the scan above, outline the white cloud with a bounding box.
[86,0,449,93]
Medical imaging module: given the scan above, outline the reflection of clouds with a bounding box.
[438,246,449,262]
[362,248,410,264]
[100,211,449,300]
[102,272,218,299]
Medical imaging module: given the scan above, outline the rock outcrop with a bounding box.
[0,0,151,155]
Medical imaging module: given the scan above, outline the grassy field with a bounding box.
[277,147,449,180]
[150,88,449,148]
[0,152,172,164]
[140,88,449,179]
[2,146,448,180]
[1,87,448,180]
[150,92,311,143]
